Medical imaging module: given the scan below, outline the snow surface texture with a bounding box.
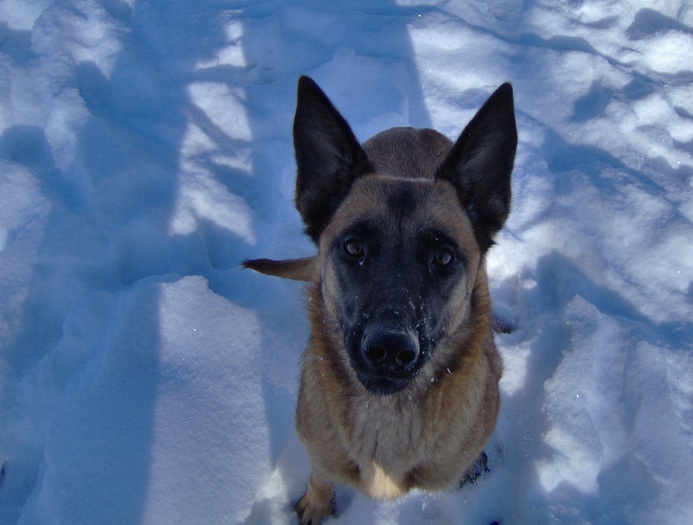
[0,0,692,523]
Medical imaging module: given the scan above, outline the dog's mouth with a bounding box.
[355,371,412,395]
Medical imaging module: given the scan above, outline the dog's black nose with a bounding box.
[361,329,420,372]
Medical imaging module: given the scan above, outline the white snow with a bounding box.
[1,0,692,524]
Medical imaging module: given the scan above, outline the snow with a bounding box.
[0,0,691,524]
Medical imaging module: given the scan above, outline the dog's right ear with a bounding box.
[293,76,373,244]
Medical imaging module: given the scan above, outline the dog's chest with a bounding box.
[347,394,427,469]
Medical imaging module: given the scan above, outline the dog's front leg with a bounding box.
[295,468,335,525]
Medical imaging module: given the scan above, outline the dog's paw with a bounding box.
[492,315,516,334]
[294,491,334,525]
[458,450,490,488]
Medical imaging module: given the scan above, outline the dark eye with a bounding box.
[344,238,365,259]
[432,247,454,267]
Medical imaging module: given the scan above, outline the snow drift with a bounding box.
[0,0,691,524]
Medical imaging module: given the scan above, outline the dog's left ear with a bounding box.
[293,76,373,244]
[436,83,517,254]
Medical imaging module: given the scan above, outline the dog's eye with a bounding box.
[432,247,454,267]
[344,238,365,259]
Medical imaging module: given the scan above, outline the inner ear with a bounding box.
[293,77,373,243]
[436,83,517,254]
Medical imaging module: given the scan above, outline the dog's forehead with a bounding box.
[323,175,476,246]
[362,128,452,180]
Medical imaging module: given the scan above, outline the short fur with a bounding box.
[244,76,517,524]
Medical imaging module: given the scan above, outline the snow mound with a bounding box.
[0,0,691,524]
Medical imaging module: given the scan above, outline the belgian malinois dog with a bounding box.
[244,76,517,524]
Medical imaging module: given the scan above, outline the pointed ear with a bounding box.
[436,83,517,254]
[293,76,373,243]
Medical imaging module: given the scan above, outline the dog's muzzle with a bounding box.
[355,326,422,394]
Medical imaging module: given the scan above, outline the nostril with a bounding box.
[395,349,417,367]
[364,345,387,365]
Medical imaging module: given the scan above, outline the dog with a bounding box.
[244,76,517,524]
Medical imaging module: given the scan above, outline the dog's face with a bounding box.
[293,77,517,394]
[320,176,481,394]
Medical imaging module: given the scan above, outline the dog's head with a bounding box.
[294,77,517,394]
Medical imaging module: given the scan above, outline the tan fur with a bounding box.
[296,260,501,503]
[246,79,516,524]
[288,168,503,523]
[242,256,317,281]
[249,166,504,525]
